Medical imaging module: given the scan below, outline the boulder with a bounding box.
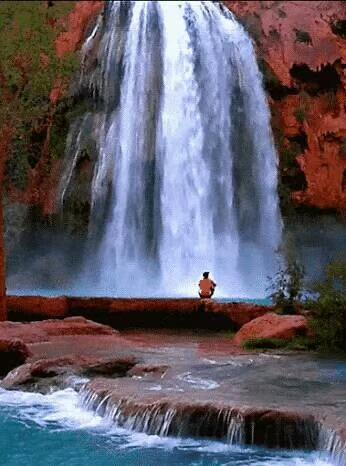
[0,317,117,344]
[0,339,31,376]
[233,312,308,346]
[204,301,271,328]
[1,355,138,390]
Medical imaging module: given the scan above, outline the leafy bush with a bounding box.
[294,108,306,124]
[266,261,306,314]
[244,338,287,350]
[286,336,316,351]
[309,262,346,352]
[244,336,316,351]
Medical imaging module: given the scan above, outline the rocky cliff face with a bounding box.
[4,1,346,216]
[51,0,346,215]
[224,0,346,214]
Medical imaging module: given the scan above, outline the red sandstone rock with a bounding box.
[7,296,68,320]
[55,1,104,57]
[233,312,308,345]
[8,295,275,330]
[1,354,138,389]
[0,317,117,344]
[0,339,31,376]
[204,301,271,327]
[224,1,346,213]
[37,316,117,337]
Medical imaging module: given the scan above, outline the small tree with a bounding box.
[310,261,346,352]
[266,261,306,314]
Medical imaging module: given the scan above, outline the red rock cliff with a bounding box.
[5,1,346,216]
[55,1,104,57]
[223,0,346,213]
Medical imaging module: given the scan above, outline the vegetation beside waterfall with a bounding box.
[267,260,346,353]
[0,1,78,190]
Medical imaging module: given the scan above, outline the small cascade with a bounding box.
[319,425,346,466]
[59,0,283,298]
[80,385,244,443]
[79,384,345,457]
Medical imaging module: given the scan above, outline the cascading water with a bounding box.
[59,0,282,298]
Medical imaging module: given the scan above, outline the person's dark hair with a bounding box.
[203,271,209,278]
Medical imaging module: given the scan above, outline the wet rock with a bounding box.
[83,356,138,377]
[1,363,34,389]
[81,379,319,450]
[128,364,169,378]
[1,354,138,390]
[233,312,308,346]
[0,339,31,376]
[243,408,318,449]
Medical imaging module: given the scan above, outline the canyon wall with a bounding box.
[3,1,346,217]
[224,0,346,214]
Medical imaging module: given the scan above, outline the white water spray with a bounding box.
[60,1,282,298]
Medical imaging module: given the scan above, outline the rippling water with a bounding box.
[0,388,334,466]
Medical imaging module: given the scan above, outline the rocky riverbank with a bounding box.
[0,315,345,463]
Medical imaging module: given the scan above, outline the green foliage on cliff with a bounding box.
[310,261,346,352]
[266,261,306,314]
[0,1,78,189]
[293,108,306,124]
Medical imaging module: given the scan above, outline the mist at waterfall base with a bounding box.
[53,0,282,299]
[0,388,333,466]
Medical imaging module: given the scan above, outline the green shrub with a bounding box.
[286,336,316,351]
[294,108,306,124]
[266,261,306,314]
[244,338,287,350]
[244,336,316,352]
[310,261,346,352]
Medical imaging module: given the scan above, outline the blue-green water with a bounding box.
[9,289,272,306]
[0,388,333,466]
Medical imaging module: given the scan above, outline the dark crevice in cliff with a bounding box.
[259,59,297,101]
[288,133,308,153]
[289,62,341,96]
[331,20,346,38]
[281,161,307,192]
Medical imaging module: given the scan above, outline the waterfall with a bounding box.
[59,0,282,298]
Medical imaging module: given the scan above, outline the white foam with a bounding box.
[0,388,334,464]
[0,387,106,431]
[176,371,220,389]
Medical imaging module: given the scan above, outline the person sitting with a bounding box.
[198,272,216,299]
